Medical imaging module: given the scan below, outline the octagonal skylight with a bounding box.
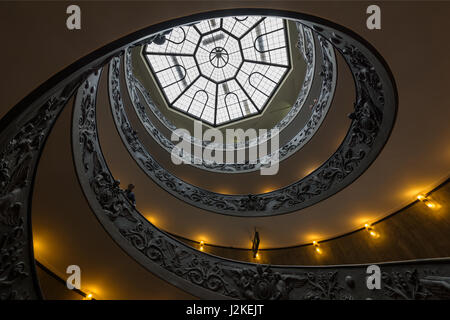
[144,16,291,126]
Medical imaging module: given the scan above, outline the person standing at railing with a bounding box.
[125,183,136,206]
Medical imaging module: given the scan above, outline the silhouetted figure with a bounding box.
[309,98,318,110]
[125,183,136,206]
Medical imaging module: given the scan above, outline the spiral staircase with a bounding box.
[1,5,450,300]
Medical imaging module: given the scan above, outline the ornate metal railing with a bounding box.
[0,71,100,299]
[3,9,448,300]
[123,23,321,174]
[108,33,336,216]
[75,69,450,300]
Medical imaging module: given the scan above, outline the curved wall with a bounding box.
[176,180,450,265]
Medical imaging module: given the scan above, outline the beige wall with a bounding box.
[177,181,450,265]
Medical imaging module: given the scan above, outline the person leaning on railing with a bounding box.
[125,183,136,206]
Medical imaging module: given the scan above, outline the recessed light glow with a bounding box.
[83,293,93,300]
[364,223,380,239]
[417,194,439,209]
[312,241,323,254]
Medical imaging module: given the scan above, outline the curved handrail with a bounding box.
[107,34,335,217]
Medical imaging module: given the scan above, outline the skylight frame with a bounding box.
[143,16,291,127]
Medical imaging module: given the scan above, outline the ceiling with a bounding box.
[142,16,292,127]
[132,19,308,135]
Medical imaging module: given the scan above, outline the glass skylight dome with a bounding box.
[144,16,291,126]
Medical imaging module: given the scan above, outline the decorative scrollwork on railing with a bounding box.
[258,33,335,164]
[74,70,450,300]
[108,9,392,218]
[0,79,83,299]
[111,52,330,215]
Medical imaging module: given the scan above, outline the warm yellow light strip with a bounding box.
[312,240,323,254]
[417,194,439,209]
[140,186,444,258]
[364,223,380,239]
